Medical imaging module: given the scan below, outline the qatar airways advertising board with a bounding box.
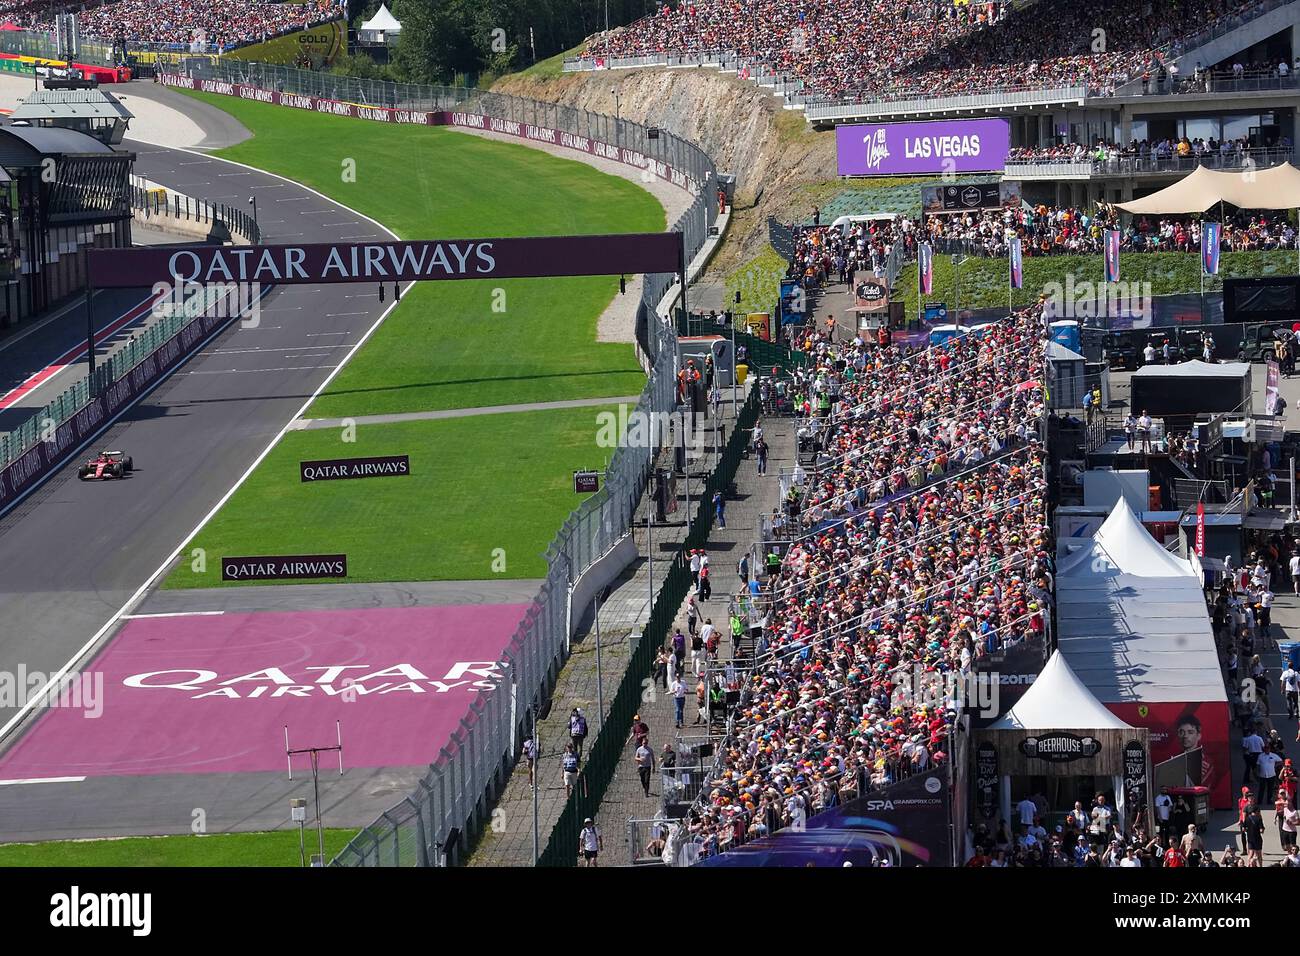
[835,118,1010,176]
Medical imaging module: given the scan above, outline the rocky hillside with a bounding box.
[493,66,837,277]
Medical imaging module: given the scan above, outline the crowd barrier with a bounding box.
[129,175,261,245]
[0,283,249,515]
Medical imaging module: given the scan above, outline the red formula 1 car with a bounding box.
[78,449,134,480]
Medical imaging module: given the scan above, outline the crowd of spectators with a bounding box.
[2,0,342,49]
[676,305,1051,855]
[787,204,1298,276]
[586,0,1267,102]
[1006,135,1290,166]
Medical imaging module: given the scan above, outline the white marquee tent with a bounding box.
[1116,163,1300,214]
[1057,499,1198,579]
[359,4,402,44]
[990,650,1134,732]
[986,651,1141,829]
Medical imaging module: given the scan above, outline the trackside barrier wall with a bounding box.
[162,60,723,866]
[129,175,261,245]
[0,283,249,512]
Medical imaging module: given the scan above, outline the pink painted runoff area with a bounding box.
[0,603,526,778]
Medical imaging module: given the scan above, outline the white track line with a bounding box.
[0,149,406,747]
[120,611,224,619]
[0,776,86,786]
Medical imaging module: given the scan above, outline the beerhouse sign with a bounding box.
[87,234,685,288]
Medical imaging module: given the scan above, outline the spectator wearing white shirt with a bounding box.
[1257,749,1282,805]
[1154,786,1174,837]
[1016,796,1037,828]
[1281,662,1299,718]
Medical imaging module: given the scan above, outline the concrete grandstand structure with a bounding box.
[570,0,1300,209]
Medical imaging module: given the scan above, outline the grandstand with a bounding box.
[0,0,342,51]
[582,0,1274,103]
[679,307,1050,855]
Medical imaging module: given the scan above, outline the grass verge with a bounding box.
[0,829,355,866]
[180,89,664,414]
[165,405,617,586]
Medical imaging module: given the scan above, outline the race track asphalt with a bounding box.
[0,99,427,839]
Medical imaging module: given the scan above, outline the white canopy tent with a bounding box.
[987,651,1140,830]
[1116,163,1300,214]
[1057,500,1197,579]
[358,4,402,44]
[990,650,1134,732]
[1054,501,1230,808]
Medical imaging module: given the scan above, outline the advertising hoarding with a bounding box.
[837,118,1010,176]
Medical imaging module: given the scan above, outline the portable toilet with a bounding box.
[928,324,966,347]
[1046,340,1087,409]
[1050,320,1082,354]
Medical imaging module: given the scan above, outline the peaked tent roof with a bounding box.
[1058,500,1196,579]
[1046,340,1085,362]
[1116,163,1300,214]
[989,651,1133,730]
[360,4,401,31]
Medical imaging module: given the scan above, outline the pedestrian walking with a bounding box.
[755,436,769,476]
[1258,747,1282,806]
[686,594,699,636]
[1238,787,1254,854]
[569,707,588,758]
[690,549,702,588]
[699,563,712,601]
[671,673,687,728]
[628,713,650,750]
[690,628,705,676]
[694,677,707,726]
[562,743,580,797]
[1289,660,1300,723]
[713,490,726,528]
[578,818,602,867]
[653,648,669,691]
[1284,798,1300,850]
[634,740,655,797]
[1243,805,1265,865]
[522,732,537,785]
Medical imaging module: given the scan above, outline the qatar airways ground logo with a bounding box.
[300,455,409,482]
[0,666,103,718]
[222,554,347,581]
[122,661,504,699]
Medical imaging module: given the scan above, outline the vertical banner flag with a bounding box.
[1195,501,1206,558]
[1104,229,1121,283]
[1202,221,1221,276]
[919,241,934,296]
[1009,236,1023,290]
